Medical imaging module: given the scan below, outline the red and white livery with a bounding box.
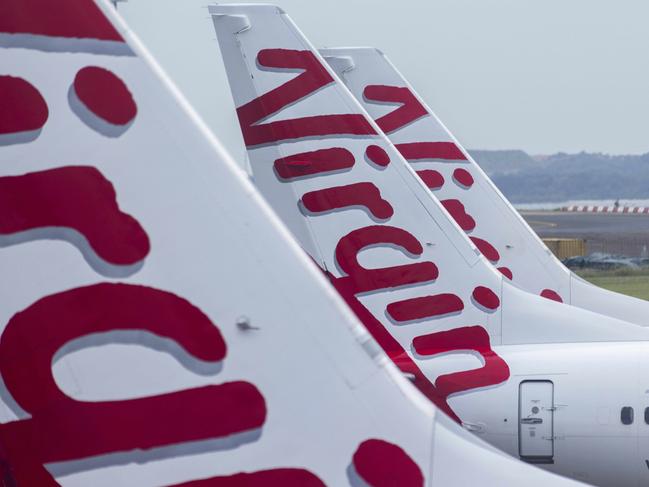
[0,1,588,485]
[319,46,649,325]
[212,5,649,486]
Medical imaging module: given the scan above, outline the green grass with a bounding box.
[575,268,649,301]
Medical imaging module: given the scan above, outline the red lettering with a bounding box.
[387,294,464,324]
[498,266,513,280]
[452,168,474,189]
[416,170,444,190]
[472,286,500,311]
[0,166,150,275]
[328,270,458,419]
[469,237,500,263]
[540,289,563,303]
[169,469,325,487]
[302,183,393,220]
[335,225,438,293]
[73,66,137,127]
[352,439,423,487]
[237,49,375,146]
[441,199,476,232]
[0,76,48,138]
[325,226,461,419]
[395,142,466,162]
[274,148,354,180]
[364,145,390,168]
[0,0,123,42]
[327,226,510,421]
[0,283,266,485]
[413,326,509,408]
[362,85,427,134]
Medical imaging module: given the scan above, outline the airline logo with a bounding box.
[228,44,510,422]
[0,2,426,485]
[361,83,565,303]
[364,85,518,282]
[329,58,567,304]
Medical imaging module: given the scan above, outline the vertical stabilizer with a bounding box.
[320,46,649,325]
[0,1,416,484]
[210,2,649,430]
[0,1,587,485]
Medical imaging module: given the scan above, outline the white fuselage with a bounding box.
[442,342,649,487]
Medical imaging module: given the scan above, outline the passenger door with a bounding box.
[519,380,554,463]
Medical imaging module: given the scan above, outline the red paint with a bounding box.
[232,57,512,431]
[472,286,500,311]
[0,166,149,266]
[541,289,563,303]
[327,253,508,422]
[274,148,354,180]
[236,49,375,146]
[335,225,438,293]
[0,0,123,42]
[352,439,424,487]
[441,199,475,232]
[452,168,474,188]
[74,67,137,126]
[470,237,500,263]
[0,76,48,135]
[302,182,393,220]
[395,142,466,162]
[413,326,510,401]
[387,294,464,323]
[0,283,266,486]
[327,270,459,421]
[363,85,428,134]
[170,469,325,487]
[324,226,462,420]
[365,144,390,167]
[498,267,513,280]
[416,170,444,190]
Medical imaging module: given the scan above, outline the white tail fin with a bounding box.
[210,3,649,424]
[0,1,587,486]
[320,46,649,326]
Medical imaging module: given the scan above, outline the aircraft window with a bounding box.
[645,407,649,424]
[621,407,634,425]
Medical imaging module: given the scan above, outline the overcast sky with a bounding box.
[120,0,649,160]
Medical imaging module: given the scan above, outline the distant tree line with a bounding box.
[470,150,649,203]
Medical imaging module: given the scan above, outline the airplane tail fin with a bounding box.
[209,2,649,430]
[0,0,434,484]
[0,1,586,485]
[320,46,649,325]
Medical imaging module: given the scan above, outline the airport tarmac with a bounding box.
[522,211,649,235]
[521,211,649,257]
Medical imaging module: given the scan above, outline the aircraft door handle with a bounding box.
[520,418,543,424]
